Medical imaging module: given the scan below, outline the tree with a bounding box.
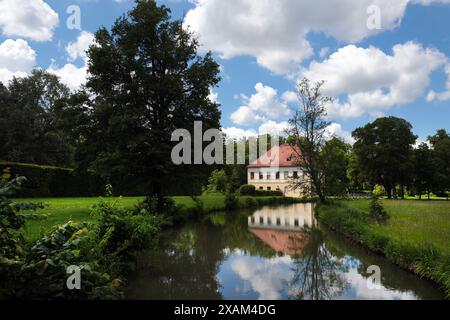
[428,129,450,198]
[206,169,228,194]
[412,143,435,200]
[352,117,417,199]
[0,71,73,166]
[287,78,332,203]
[319,137,351,197]
[78,0,221,206]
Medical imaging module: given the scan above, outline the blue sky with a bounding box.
[0,0,450,143]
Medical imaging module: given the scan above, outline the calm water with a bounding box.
[125,203,444,300]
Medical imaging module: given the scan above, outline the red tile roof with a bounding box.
[247,144,301,168]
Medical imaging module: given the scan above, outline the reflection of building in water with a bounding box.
[249,229,308,257]
[248,203,316,231]
[248,203,316,257]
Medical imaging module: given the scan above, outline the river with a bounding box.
[125,203,444,300]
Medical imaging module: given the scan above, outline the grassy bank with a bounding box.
[317,200,450,298]
[16,195,306,242]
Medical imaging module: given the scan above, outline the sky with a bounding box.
[1,0,450,144]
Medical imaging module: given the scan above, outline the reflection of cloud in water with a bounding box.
[231,255,293,300]
[227,254,420,300]
[340,258,418,300]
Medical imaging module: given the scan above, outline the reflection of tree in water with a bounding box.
[288,229,348,300]
[126,224,225,300]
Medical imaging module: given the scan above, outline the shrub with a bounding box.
[372,185,386,197]
[369,196,389,222]
[255,190,283,197]
[91,200,164,274]
[12,222,122,300]
[224,192,239,211]
[239,184,256,196]
[243,197,258,208]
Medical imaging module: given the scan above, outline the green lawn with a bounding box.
[15,195,284,241]
[342,199,450,254]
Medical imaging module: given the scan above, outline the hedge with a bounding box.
[0,161,104,197]
[239,184,283,197]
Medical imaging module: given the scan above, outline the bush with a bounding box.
[255,190,284,197]
[373,185,386,197]
[224,192,239,211]
[239,184,256,196]
[243,197,258,208]
[91,200,164,274]
[369,196,389,223]
[12,222,122,300]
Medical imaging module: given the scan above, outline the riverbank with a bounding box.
[316,200,450,298]
[16,195,310,242]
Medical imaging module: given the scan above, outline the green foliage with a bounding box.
[319,137,351,196]
[206,169,229,194]
[224,192,239,211]
[254,190,284,197]
[0,175,27,263]
[239,184,256,196]
[428,130,450,198]
[0,70,74,167]
[11,222,122,299]
[369,196,390,223]
[352,117,417,199]
[372,185,386,197]
[91,200,164,274]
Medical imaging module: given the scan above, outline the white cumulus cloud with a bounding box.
[302,42,448,118]
[0,0,59,42]
[230,83,292,126]
[0,39,36,85]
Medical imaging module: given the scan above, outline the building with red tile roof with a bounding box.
[247,144,306,197]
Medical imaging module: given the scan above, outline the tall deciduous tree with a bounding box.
[352,117,417,199]
[80,0,221,205]
[319,137,351,197]
[428,129,450,198]
[287,78,331,203]
[0,70,73,166]
[412,143,435,200]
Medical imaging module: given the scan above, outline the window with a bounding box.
[267,218,272,225]
[259,217,264,224]
[293,171,298,179]
[250,172,255,180]
[266,173,271,180]
[276,218,281,226]
[259,173,264,180]
[259,186,264,190]
[251,217,255,224]
[275,172,280,180]
[294,219,299,227]
[284,171,289,180]
[267,187,272,191]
